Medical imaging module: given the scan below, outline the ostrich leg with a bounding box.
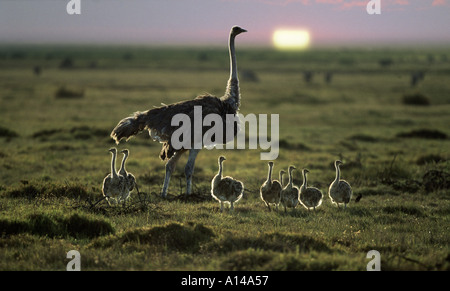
[161,149,186,198]
[185,149,200,195]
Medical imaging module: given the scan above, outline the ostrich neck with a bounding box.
[302,171,308,188]
[111,152,118,178]
[120,153,128,173]
[335,165,340,182]
[288,169,293,186]
[218,161,224,179]
[279,173,284,186]
[223,34,240,110]
[267,165,273,183]
[229,35,238,80]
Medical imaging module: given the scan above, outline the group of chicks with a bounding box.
[101,149,352,214]
[211,157,353,213]
[260,160,353,213]
[101,148,137,205]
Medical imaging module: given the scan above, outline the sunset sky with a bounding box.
[1,0,449,47]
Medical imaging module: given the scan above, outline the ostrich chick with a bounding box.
[118,149,137,202]
[328,160,353,208]
[211,156,244,212]
[299,169,323,211]
[280,165,299,213]
[102,148,126,205]
[260,161,282,212]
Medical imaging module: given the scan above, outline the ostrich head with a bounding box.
[109,148,117,154]
[335,160,343,167]
[231,26,247,37]
[268,161,274,167]
[303,168,310,175]
[288,165,296,172]
[120,149,129,155]
[219,156,226,163]
[280,170,286,175]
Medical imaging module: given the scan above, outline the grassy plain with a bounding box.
[0,45,449,270]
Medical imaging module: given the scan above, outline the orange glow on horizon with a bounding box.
[272,29,311,50]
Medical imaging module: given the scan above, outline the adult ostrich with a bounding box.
[110,26,247,198]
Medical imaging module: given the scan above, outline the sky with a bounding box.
[0,0,449,47]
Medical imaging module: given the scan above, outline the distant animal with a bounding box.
[324,72,333,84]
[410,71,425,87]
[33,66,41,76]
[280,165,300,213]
[328,160,353,208]
[260,161,282,212]
[102,148,126,205]
[110,26,247,199]
[299,169,323,211]
[304,71,313,84]
[118,149,138,202]
[355,193,362,203]
[211,156,244,212]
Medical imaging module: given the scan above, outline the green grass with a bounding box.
[0,45,449,270]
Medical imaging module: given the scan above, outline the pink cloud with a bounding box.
[340,0,367,9]
[314,0,343,3]
[243,0,450,9]
[432,0,446,6]
[393,0,409,5]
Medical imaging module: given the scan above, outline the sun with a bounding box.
[273,29,311,50]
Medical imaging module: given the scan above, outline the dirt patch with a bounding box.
[116,222,215,253]
[0,126,19,138]
[0,213,114,239]
[5,183,92,200]
[396,129,447,140]
[402,93,430,106]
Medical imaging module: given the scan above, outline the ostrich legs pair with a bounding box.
[110,26,246,197]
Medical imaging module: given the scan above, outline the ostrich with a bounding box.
[118,149,138,202]
[110,26,247,198]
[328,160,353,208]
[304,71,313,84]
[324,71,333,84]
[260,161,282,212]
[102,148,126,205]
[299,169,323,211]
[211,156,244,212]
[280,166,299,213]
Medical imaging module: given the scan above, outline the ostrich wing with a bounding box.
[111,95,240,160]
[216,177,243,196]
[148,95,237,140]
